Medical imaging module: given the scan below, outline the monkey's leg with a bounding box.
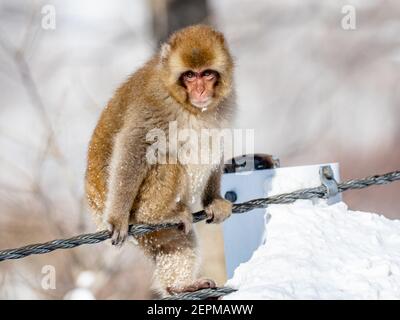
[146,229,215,297]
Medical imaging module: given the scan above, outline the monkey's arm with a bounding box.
[105,125,149,245]
[202,165,232,224]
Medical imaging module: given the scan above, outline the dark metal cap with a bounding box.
[224,154,280,173]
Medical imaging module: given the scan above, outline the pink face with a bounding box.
[181,69,219,109]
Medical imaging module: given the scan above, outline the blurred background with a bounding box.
[0,0,399,299]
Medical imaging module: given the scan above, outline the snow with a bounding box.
[63,288,95,300]
[224,200,400,299]
[63,271,96,300]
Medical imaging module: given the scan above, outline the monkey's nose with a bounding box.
[196,85,205,96]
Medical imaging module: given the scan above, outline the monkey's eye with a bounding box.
[182,71,196,82]
[202,69,217,80]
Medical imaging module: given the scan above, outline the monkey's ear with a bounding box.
[160,43,171,62]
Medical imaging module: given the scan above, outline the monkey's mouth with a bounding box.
[190,97,212,109]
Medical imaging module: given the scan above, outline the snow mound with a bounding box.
[224,201,400,299]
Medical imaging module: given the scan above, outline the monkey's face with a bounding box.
[180,69,219,109]
[160,25,234,113]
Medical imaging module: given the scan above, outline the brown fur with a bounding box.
[85,25,235,296]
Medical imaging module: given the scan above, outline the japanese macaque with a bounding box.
[85,25,235,296]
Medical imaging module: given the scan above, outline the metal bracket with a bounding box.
[319,165,339,198]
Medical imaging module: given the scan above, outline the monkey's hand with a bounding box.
[204,198,232,224]
[107,214,130,247]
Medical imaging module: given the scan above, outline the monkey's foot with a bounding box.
[167,278,216,295]
[205,198,232,224]
[107,215,129,247]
